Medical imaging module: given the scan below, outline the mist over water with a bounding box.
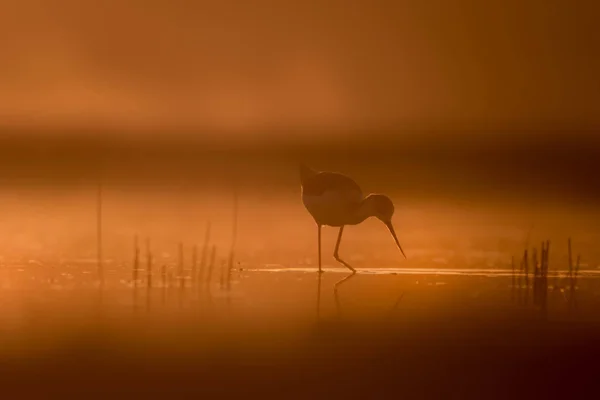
[0,128,598,268]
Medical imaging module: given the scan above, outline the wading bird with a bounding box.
[300,164,406,274]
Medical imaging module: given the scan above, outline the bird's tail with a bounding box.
[300,163,317,185]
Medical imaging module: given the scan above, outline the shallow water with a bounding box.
[1,264,600,398]
[0,178,599,397]
[2,266,599,338]
[248,266,600,277]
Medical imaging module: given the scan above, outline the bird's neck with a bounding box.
[348,199,375,225]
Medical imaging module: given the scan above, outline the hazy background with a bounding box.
[2,5,600,397]
[0,0,598,265]
[1,0,599,130]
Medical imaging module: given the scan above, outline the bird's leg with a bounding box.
[333,226,356,273]
[317,224,323,274]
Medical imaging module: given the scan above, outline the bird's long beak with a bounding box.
[385,221,406,259]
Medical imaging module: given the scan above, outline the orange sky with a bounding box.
[1,0,598,132]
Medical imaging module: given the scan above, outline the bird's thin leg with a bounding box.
[317,224,323,274]
[333,226,356,273]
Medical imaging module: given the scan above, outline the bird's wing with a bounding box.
[302,172,363,201]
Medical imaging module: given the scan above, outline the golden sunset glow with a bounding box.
[0,1,598,397]
[1,0,598,131]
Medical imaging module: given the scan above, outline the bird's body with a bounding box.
[300,164,406,273]
[301,169,364,227]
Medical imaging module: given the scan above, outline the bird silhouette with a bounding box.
[300,164,406,273]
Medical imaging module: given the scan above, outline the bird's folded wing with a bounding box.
[301,172,363,199]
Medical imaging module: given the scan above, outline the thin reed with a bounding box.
[178,242,185,289]
[191,244,198,286]
[227,187,239,291]
[146,238,152,288]
[206,245,217,287]
[133,235,140,287]
[97,180,103,286]
[146,238,153,310]
[198,222,211,285]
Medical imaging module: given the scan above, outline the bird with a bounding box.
[300,164,406,274]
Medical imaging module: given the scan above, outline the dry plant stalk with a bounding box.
[198,222,211,284]
[567,237,573,280]
[523,249,529,305]
[206,245,217,285]
[161,264,167,305]
[161,264,167,288]
[178,242,185,289]
[97,180,103,285]
[133,235,140,287]
[532,248,539,305]
[146,238,152,288]
[540,240,550,314]
[511,255,516,302]
[191,244,198,286]
[227,187,239,291]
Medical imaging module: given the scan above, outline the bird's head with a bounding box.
[365,194,395,221]
[364,194,406,259]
